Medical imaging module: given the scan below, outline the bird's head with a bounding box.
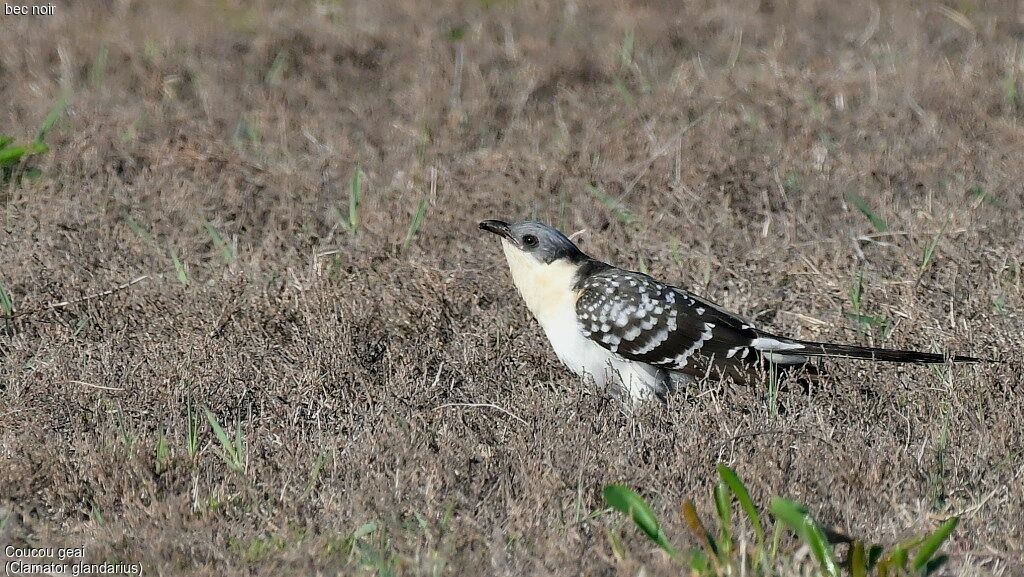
[478,219,586,265]
[479,219,590,318]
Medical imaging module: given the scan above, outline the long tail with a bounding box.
[781,338,980,364]
[751,331,983,364]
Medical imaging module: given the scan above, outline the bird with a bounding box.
[479,219,983,401]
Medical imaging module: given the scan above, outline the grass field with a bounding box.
[1,0,1022,575]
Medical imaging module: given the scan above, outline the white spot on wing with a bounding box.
[762,352,808,364]
[751,337,806,351]
[667,322,715,369]
[634,328,669,354]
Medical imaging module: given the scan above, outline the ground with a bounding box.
[1,0,1022,575]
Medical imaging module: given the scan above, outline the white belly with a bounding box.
[538,308,668,400]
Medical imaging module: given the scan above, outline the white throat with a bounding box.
[499,239,580,327]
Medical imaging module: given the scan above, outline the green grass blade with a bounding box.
[204,407,243,472]
[265,49,289,85]
[352,521,378,540]
[602,484,681,560]
[0,136,13,150]
[89,44,108,86]
[125,215,157,248]
[769,518,784,563]
[919,218,950,281]
[687,549,711,573]
[879,545,909,575]
[36,94,68,143]
[620,29,634,68]
[606,527,625,563]
[843,312,889,327]
[801,521,838,574]
[912,517,958,573]
[202,219,235,263]
[0,145,28,166]
[169,247,189,285]
[716,465,764,547]
[844,191,888,232]
[769,498,839,577]
[204,408,233,453]
[967,185,1003,207]
[849,270,864,313]
[0,141,48,167]
[403,196,429,249]
[154,434,170,474]
[713,481,732,559]
[849,540,867,577]
[300,449,329,501]
[0,283,13,316]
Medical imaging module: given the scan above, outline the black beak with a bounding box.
[479,219,512,240]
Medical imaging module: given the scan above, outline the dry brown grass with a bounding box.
[1,0,1022,575]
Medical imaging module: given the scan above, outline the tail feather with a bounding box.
[785,338,980,364]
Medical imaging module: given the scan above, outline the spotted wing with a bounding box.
[574,269,764,372]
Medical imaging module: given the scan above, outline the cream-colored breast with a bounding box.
[499,239,580,327]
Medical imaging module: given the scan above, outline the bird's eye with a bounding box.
[522,234,538,247]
